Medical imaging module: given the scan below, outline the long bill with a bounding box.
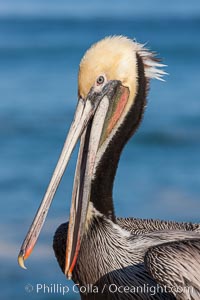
[18,80,121,270]
[64,81,129,278]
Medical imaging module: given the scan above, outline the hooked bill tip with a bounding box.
[18,250,27,270]
[64,263,72,279]
[66,270,72,280]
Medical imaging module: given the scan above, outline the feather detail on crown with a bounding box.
[133,41,167,81]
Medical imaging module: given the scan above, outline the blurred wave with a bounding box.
[1,0,200,18]
[0,17,200,52]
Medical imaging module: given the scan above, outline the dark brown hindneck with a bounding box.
[90,54,148,222]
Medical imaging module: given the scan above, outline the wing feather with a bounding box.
[117,217,200,235]
[144,239,200,300]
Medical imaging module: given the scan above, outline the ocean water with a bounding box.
[0,1,200,299]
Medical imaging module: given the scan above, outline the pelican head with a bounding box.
[18,36,165,277]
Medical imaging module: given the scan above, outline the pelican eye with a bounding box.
[96,75,105,85]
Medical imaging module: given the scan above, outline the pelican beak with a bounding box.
[64,81,130,278]
[18,80,123,270]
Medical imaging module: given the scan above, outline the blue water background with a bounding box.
[0,1,200,299]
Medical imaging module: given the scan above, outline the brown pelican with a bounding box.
[18,36,200,299]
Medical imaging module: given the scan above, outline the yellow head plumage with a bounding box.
[78,36,166,100]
